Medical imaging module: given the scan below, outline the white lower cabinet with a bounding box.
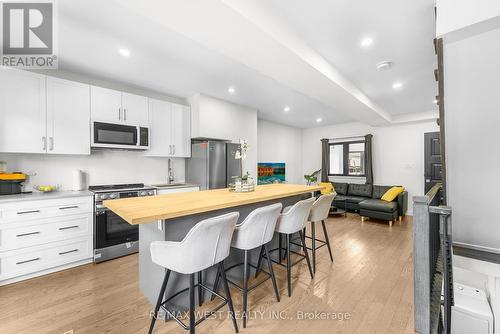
[0,237,92,282]
[0,195,94,285]
[0,213,92,252]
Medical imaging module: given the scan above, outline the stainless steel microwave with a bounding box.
[91,121,149,150]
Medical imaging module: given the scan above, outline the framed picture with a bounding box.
[258,162,286,185]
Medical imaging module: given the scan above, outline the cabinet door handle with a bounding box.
[16,231,41,237]
[59,249,78,255]
[49,137,54,151]
[118,108,121,120]
[59,205,79,210]
[58,225,79,231]
[123,108,127,121]
[16,257,40,265]
[17,210,40,215]
[173,145,175,155]
[42,136,46,151]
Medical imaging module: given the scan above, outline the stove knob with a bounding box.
[99,194,108,200]
[109,193,118,199]
[148,191,155,196]
[139,191,147,196]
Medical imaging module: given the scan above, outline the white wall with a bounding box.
[189,94,258,178]
[302,121,439,215]
[0,151,185,191]
[257,120,303,184]
[444,27,500,252]
[437,0,500,40]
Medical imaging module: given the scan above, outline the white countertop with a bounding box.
[0,190,93,204]
[148,183,199,190]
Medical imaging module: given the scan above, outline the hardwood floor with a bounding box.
[0,214,414,334]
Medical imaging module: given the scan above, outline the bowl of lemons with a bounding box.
[34,185,60,193]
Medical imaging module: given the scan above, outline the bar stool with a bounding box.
[211,203,282,328]
[256,197,315,297]
[301,193,336,273]
[148,212,240,334]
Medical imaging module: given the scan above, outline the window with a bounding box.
[328,141,366,176]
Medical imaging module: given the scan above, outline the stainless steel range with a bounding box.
[89,183,155,263]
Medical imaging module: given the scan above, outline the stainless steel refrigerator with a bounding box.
[186,141,242,190]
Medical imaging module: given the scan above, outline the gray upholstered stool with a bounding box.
[148,212,240,334]
[256,197,315,297]
[212,203,282,328]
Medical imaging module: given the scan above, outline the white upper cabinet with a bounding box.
[147,99,172,157]
[171,103,191,157]
[0,70,47,154]
[91,87,148,125]
[46,77,90,155]
[0,70,91,155]
[146,99,191,158]
[122,93,148,125]
[90,86,122,123]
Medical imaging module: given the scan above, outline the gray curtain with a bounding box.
[320,138,330,182]
[365,134,373,184]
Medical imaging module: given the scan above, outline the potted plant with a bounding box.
[304,169,321,186]
[231,139,255,192]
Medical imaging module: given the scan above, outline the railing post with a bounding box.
[413,195,431,334]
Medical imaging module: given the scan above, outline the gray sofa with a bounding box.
[331,182,408,226]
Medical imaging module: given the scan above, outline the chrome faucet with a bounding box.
[168,159,175,184]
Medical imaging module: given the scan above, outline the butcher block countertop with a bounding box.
[103,183,323,225]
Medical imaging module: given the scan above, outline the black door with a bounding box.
[424,132,442,193]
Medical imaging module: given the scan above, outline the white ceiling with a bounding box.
[57,0,437,128]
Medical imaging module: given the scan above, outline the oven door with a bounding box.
[95,207,138,249]
[92,121,142,149]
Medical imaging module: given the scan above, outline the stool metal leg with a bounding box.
[286,234,292,297]
[321,220,334,262]
[198,271,203,306]
[189,273,195,334]
[311,221,316,274]
[242,250,249,328]
[148,269,171,334]
[219,262,239,333]
[264,244,280,302]
[299,230,314,279]
[278,233,283,261]
[255,245,264,278]
[210,265,221,302]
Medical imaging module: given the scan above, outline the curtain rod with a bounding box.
[323,134,368,141]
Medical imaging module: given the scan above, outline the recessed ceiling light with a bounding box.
[392,82,403,90]
[316,118,323,123]
[360,37,374,48]
[228,87,235,94]
[283,106,291,112]
[118,49,130,57]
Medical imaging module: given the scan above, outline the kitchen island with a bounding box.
[103,184,322,310]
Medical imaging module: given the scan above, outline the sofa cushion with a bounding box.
[359,199,398,213]
[348,184,372,197]
[372,185,392,199]
[335,195,367,204]
[332,182,348,195]
[381,186,405,202]
[319,182,334,195]
[333,195,347,201]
